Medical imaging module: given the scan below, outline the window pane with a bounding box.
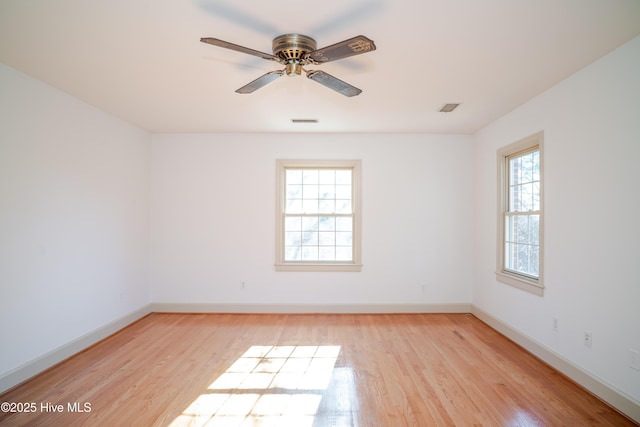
[286,199,302,214]
[302,217,319,231]
[319,185,335,200]
[287,184,302,200]
[520,183,533,211]
[318,232,335,245]
[302,170,319,184]
[302,247,318,260]
[521,152,534,183]
[336,247,352,261]
[302,230,318,245]
[517,244,529,273]
[335,199,352,214]
[532,151,540,182]
[336,217,352,231]
[336,232,352,246]
[302,199,319,213]
[285,216,302,231]
[318,199,335,213]
[319,247,335,260]
[532,182,541,211]
[515,215,529,244]
[285,232,301,245]
[505,241,515,270]
[508,149,540,214]
[285,246,301,261]
[287,170,302,184]
[529,215,539,245]
[529,245,539,276]
[303,184,319,199]
[510,183,534,212]
[510,156,521,186]
[318,217,335,231]
[318,170,335,185]
[335,185,351,199]
[509,185,520,212]
[336,170,351,185]
[504,216,515,242]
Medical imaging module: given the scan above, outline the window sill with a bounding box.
[495,271,544,296]
[275,263,362,272]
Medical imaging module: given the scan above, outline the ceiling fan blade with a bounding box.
[200,38,281,62]
[306,70,362,97]
[236,70,284,94]
[308,35,376,63]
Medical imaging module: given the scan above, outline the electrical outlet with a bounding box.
[584,331,592,348]
[552,317,558,332]
[630,349,640,371]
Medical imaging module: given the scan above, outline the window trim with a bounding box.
[496,132,544,296]
[275,159,362,272]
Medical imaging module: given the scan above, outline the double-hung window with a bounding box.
[275,159,362,272]
[497,132,544,295]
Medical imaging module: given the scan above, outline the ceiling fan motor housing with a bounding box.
[273,34,317,77]
[273,34,316,62]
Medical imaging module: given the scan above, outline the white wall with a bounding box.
[150,133,473,306]
[472,36,640,403]
[0,64,151,380]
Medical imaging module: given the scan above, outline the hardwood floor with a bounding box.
[0,313,635,426]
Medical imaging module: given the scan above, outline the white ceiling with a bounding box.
[1,0,639,134]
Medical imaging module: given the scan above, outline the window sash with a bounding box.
[283,213,354,262]
[503,212,540,279]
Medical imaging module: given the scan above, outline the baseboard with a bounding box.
[0,302,466,394]
[3,302,637,424]
[0,304,153,394]
[471,305,640,424]
[151,302,472,314]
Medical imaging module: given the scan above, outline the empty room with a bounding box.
[1,1,639,426]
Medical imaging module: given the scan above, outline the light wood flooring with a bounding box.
[0,313,636,426]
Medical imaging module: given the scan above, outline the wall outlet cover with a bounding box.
[584,331,592,348]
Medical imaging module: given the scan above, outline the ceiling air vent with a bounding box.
[291,119,318,124]
[438,103,460,113]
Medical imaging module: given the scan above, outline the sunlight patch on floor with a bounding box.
[170,345,342,427]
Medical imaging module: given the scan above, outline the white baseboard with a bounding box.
[0,302,466,394]
[151,302,472,314]
[0,304,153,394]
[2,302,637,424]
[471,305,640,424]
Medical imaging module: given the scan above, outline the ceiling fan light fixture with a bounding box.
[285,62,303,76]
[438,103,461,113]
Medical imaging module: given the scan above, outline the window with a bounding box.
[276,159,362,272]
[496,132,544,295]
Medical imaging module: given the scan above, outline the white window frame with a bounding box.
[496,132,544,295]
[275,159,362,272]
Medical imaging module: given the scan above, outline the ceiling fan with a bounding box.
[200,33,376,97]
